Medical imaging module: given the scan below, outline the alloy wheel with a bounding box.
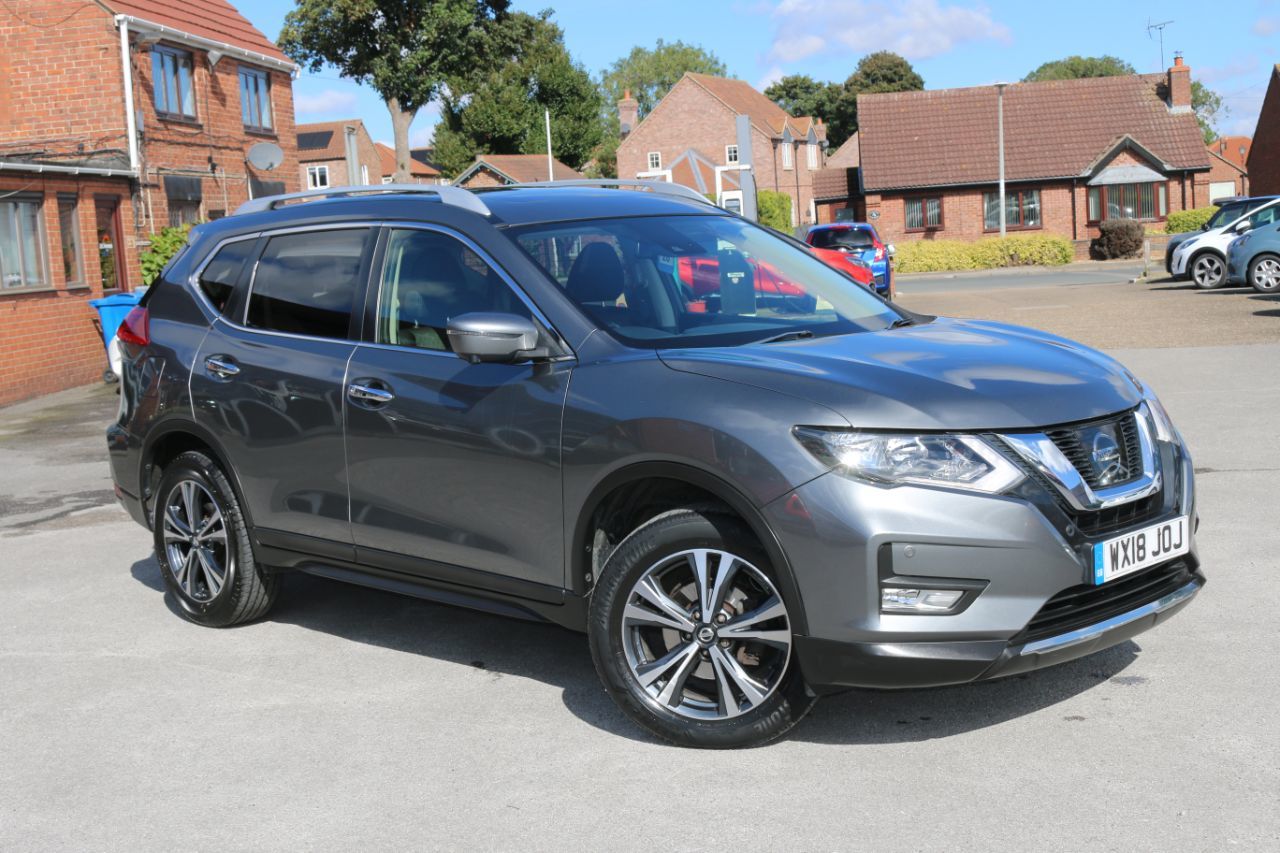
[1253,257,1280,292]
[620,548,791,721]
[161,480,230,601]
[1192,255,1224,288]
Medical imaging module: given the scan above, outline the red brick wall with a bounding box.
[617,77,825,228]
[0,174,140,405]
[1206,154,1247,198]
[1247,68,1280,196]
[298,125,381,189]
[457,168,508,188]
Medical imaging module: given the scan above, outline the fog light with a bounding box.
[881,587,965,613]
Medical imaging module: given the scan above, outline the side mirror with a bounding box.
[446,313,543,364]
[886,243,897,257]
[1234,219,1252,234]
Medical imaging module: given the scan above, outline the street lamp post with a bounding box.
[995,82,1010,238]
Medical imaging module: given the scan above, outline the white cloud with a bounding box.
[756,65,787,90]
[1196,57,1260,85]
[1253,17,1279,36]
[767,0,1010,64]
[410,124,436,148]
[294,89,359,116]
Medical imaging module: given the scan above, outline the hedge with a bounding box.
[892,234,1074,273]
[140,223,193,285]
[1092,218,1144,259]
[756,190,793,232]
[1165,206,1217,234]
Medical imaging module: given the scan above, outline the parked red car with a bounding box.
[676,247,875,314]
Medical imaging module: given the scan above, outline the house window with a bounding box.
[904,196,943,231]
[781,143,793,170]
[239,67,272,131]
[648,152,662,170]
[168,201,201,228]
[1087,183,1168,223]
[0,196,49,292]
[151,46,196,119]
[807,143,819,170]
[983,189,1042,231]
[57,196,84,287]
[726,145,739,165]
[361,164,370,185]
[307,165,330,189]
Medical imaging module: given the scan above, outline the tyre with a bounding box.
[588,509,814,748]
[1248,254,1280,294]
[1190,252,1226,289]
[153,450,276,627]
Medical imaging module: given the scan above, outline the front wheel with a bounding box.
[1190,253,1226,289]
[1249,254,1280,294]
[588,509,814,748]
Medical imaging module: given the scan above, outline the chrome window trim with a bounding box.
[999,406,1162,512]
[371,220,573,357]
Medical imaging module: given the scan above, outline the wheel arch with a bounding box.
[140,420,254,532]
[570,461,809,636]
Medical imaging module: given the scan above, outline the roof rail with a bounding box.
[234,183,491,217]
[506,178,713,205]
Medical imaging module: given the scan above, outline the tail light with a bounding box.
[116,306,150,346]
[874,246,885,262]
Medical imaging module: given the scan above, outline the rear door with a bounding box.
[342,224,571,591]
[191,226,375,555]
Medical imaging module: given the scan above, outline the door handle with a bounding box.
[347,381,395,405]
[205,355,240,379]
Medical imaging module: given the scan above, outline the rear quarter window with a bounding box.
[196,238,257,314]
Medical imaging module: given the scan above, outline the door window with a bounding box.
[377,229,530,351]
[245,229,368,339]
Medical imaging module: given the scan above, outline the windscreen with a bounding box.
[507,214,900,348]
[1205,202,1247,230]
[809,227,875,250]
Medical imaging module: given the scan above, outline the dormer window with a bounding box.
[781,143,793,171]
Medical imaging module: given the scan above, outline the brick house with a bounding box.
[1248,65,1280,196]
[297,119,380,189]
[0,0,298,406]
[374,143,441,184]
[854,59,1212,255]
[453,154,582,188]
[1205,145,1248,200]
[1211,135,1251,170]
[813,133,859,223]
[616,73,828,226]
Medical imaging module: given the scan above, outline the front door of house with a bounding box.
[94,198,124,292]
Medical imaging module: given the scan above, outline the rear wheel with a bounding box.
[588,509,814,748]
[1248,254,1280,294]
[153,451,276,627]
[1190,252,1226,289]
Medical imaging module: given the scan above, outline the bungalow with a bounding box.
[854,58,1212,255]
[452,154,582,188]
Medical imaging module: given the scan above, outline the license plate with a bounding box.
[1093,516,1189,585]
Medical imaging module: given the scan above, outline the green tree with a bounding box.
[1022,55,1135,82]
[432,12,603,177]
[1192,81,1226,143]
[279,0,509,183]
[821,52,924,146]
[764,74,833,120]
[599,40,727,119]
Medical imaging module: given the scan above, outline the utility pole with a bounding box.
[545,109,554,181]
[995,82,1009,238]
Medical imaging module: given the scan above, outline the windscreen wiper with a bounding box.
[756,329,816,344]
[888,317,916,329]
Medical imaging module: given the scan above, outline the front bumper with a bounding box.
[765,437,1200,692]
[1169,247,1191,276]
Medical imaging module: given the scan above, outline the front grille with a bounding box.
[1016,559,1194,645]
[1045,410,1142,489]
[1071,493,1164,537]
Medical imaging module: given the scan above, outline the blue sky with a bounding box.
[243,0,1278,147]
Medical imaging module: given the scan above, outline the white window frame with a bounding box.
[306,165,330,189]
[381,176,394,185]
[781,143,793,171]
[361,164,370,185]
[725,145,739,165]
[647,152,662,171]
[807,142,819,170]
[0,195,51,292]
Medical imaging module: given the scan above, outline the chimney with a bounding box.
[1167,53,1191,114]
[618,89,639,138]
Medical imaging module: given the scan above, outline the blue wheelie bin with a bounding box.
[88,290,145,383]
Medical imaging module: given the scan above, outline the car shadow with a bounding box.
[130,554,1141,748]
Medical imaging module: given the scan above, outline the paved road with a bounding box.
[897,260,1150,294]
[2,281,1279,852]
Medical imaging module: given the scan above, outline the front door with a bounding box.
[343,225,570,589]
[191,226,374,551]
[94,197,124,291]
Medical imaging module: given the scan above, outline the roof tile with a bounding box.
[105,0,288,62]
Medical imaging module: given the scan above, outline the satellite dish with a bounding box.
[246,141,284,171]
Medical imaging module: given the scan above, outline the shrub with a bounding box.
[139,223,193,285]
[756,190,793,232]
[1092,218,1145,259]
[1165,206,1217,234]
[891,234,1074,273]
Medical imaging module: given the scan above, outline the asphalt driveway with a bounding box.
[2,277,1278,852]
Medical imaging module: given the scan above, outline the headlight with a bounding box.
[1142,393,1178,443]
[793,428,1024,492]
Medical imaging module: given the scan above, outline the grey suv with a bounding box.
[108,181,1203,748]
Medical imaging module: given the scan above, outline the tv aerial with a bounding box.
[1147,19,1174,69]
